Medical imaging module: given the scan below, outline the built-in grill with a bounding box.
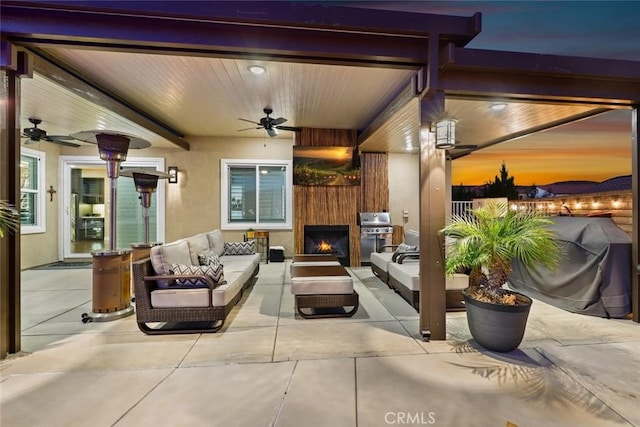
[358,212,393,266]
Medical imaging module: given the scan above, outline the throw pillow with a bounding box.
[223,240,255,255]
[392,243,418,262]
[171,263,225,287]
[198,250,222,268]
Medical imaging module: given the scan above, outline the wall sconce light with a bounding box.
[435,119,456,149]
[168,166,178,184]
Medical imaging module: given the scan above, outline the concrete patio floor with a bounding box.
[2,261,639,426]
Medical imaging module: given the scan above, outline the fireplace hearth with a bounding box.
[304,225,350,266]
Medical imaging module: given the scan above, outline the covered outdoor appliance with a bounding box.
[358,211,392,266]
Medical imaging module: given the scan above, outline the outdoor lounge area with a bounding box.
[2,261,640,426]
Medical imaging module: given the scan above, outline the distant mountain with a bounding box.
[539,175,631,195]
[583,175,631,193]
[536,180,599,195]
[456,175,631,199]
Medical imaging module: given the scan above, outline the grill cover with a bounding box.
[509,216,631,318]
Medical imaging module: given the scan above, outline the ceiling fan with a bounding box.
[238,108,301,137]
[22,117,81,147]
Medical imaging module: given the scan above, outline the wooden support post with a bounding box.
[0,67,22,358]
[632,106,639,323]
[418,91,448,341]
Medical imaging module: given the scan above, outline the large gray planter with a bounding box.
[463,288,532,352]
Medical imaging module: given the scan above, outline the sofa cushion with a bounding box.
[388,261,469,292]
[290,275,353,295]
[198,250,222,268]
[370,251,393,273]
[388,261,421,291]
[171,263,224,287]
[150,240,192,288]
[151,288,210,308]
[188,234,210,265]
[224,240,255,255]
[205,230,225,257]
[404,229,420,248]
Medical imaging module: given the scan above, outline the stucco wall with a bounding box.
[20,137,423,268]
[388,153,419,231]
[20,142,61,269]
[158,137,295,255]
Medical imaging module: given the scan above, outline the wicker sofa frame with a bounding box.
[295,293,360,319]
[132,257,258,334]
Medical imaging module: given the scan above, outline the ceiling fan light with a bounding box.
[266,127,278,137]
[248,65,266,75]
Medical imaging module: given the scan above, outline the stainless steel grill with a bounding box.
[358,212,393,265]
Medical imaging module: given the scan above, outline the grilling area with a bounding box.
[358,212,393,266]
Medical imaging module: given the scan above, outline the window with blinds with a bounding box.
[20,147,46,233]
[221,159,292,230]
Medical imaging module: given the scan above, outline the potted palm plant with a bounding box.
[0,200,20,238]
[441,200,562,352]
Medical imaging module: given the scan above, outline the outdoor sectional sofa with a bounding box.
[132,229,260,334]
[371,229,468,311]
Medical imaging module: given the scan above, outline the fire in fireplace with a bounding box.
[304,225,350,266]
[315,240,334,254]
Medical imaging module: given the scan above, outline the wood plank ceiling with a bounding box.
[21,47,618,156]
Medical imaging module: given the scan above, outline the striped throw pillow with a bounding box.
[223,240,255,255]
[171,263,225,287]
[198,250,222,268]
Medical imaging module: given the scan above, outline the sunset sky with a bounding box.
[347,1,640,186]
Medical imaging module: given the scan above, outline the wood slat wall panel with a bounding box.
[299,128,357,147]
[294,128,361,265]
[392,225,404,245]
[361,152,389,212]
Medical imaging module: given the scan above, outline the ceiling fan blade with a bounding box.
[275,125,301,132]
[237,126,262,131]
[451,144,478,150]
[46,135,75,141]
[266,128,278,137]
[238,118,260,125]
[45,139,82,148]
[270,117,287,126]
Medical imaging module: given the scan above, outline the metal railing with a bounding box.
[451,200,559,218]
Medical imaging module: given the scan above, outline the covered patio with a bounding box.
[2,0,640,360]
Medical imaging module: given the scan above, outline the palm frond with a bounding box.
[0,200,20,238]
[442,200,562,289]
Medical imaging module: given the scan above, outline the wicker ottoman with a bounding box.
[290,264,359,318]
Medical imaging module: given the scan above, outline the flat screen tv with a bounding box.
[293,146,360,186]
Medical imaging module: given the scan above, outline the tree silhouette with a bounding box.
[452,183,474,201]
[483,162,518,200]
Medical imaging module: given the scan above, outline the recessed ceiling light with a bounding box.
[490,103,507,111]
[248,65,266,75]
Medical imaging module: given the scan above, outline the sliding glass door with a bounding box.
[60,156,166,259]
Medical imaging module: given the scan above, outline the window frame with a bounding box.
[220,158,293,230]
[20,147,46,234]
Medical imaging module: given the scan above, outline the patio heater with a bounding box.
[70,130,151,323]
[119,168,169,298]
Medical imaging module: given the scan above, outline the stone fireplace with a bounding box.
[303,225,350,266]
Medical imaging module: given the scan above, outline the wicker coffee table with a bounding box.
[290,264,359,319]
